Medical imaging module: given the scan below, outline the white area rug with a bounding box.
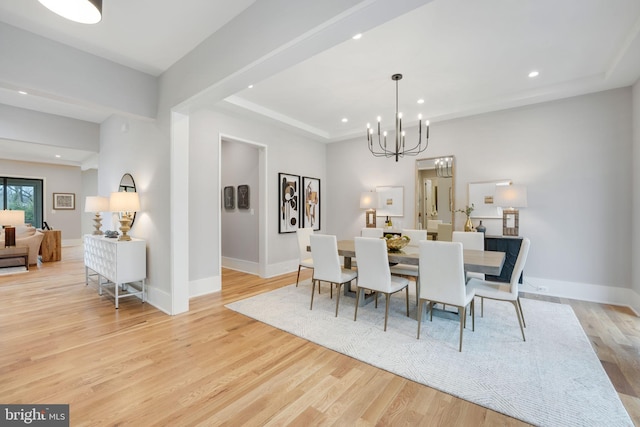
[226,280,633,426]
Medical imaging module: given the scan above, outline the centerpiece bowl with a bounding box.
[383,234,410,252]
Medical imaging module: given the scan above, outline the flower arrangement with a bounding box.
[456,204,475,217]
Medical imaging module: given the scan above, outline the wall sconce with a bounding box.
[0,210,25,247]
[85,196,109,235]
[360,191,379,228]
[494,184,527,236]
[109,192,140,241]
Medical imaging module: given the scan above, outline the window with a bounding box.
[0,177,44,228]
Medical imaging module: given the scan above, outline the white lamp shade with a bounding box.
[494,185,528,208]
[360,192,379,209]
[110,192,140,212]
[85,196,109,213]
[39,0,102,24]
[0,210,25,226]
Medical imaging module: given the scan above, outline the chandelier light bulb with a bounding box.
[418,113,422,120]
[377,116,381,122]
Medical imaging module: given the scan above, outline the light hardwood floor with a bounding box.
[1,245,639,426]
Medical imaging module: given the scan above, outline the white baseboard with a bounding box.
[145,286,172,315]
[190,275,221,298]
[221,256,259,275]
[62,238,82,247]
[523,276,640,316]
[264,259,299,278]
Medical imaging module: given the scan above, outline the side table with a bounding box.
[40,230,62,262]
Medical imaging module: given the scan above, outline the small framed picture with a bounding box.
[53,193,75,210]
[278,173,300,233]
[223,186,235,209]
[237,185,249,209]
[302,176,320,230]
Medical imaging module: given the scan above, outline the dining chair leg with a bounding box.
[471,299,475,332]
[405,286,410,317]
[334,283,341,317]
[429,301,434,321]
[459,306,466,352]
[384,293,390,331]
[517,296,526,328]
[512,300,526,341]
[481,297,484,317]
[296,265,302,286]
[354,287,362,321]
[310,279,316,310]
[415,280,419,306]
[417,299,424,339]
[375,292,379,309]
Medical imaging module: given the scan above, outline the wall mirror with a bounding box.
[468,179,511,218]
[415,156,455,230]
[118,173,137,227]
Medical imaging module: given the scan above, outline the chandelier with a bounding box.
[366,74,430,162]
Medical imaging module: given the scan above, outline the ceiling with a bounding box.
[1,0,640,166]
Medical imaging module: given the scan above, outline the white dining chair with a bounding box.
[296,227,314,287]
[309,234,358,317]
[417,240,475,351]
[452,231,485,281]
[467,238,530,341]
[389,229,427,305]
[354,237,409,331]
[361,228,383,238]
[436,223,452,241]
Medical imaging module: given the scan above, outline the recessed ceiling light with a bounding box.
[528,70,540,78]
[341,118,348,123]
[18,90,28,95]
[417,99,425,104]
[38,0,102,24]
[352,33,362,40]
[247,84,254,89]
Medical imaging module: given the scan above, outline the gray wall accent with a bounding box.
[221,139,259,263]
[633,80,640,300]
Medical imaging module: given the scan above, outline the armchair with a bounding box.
[1,225,44,265]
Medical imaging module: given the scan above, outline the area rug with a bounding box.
[226,280,633,426]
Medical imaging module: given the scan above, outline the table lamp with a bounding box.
[85,196,109,235]
[109,192,140,241]
[0,209,25,247]
[494,184,527,236]
[360,191,379,228]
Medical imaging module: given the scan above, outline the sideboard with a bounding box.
[484,235,523,284]
[84,234,146,309]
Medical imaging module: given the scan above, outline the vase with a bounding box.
[476,220,486,233]
[464,216,474,232]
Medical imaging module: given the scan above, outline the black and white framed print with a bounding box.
[223,186,235,209]
[237,185,249,209]
[302,176,320,230]
[278,173,300,233]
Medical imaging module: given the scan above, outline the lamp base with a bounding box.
[118,215,133,241]
[365,209,377,228]
[502,208,520,236]
[92,213,104,235]
[3,226,16,247]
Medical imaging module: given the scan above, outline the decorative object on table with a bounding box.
[53,193,75,210]
[468,180,512,218]
[0,209,25,247]
[237,185,250,209]
[359,191,378,228]
[38,0,102,24]
[278,173,300,233]
[494,184,527,236]
[366,74,430,162]
[223,186,235,209]
[456,204,475,232]
[84,196,109,235]
[109,191,140,241]
[476,220,486,234]
[104,230,119,239]
[302,177,320,230]
[385,216,393,229]
[383,234,410,252]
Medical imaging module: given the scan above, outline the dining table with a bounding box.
[310,240,506,306]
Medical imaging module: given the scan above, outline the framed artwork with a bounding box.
[278,173,300,233]
[376,186,403,217]
[468,179,511,218]
[53,193,75,210]
[302,176,320,230]
[223,186,235,209]
[237,185,250,209]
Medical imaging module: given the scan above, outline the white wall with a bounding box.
[221,139,260,265]
[327,88,636,308]
[632,80,640,312]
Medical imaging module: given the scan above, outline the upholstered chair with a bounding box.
[354,237,409,331]
[452,231,485,281]
[418,240,475,352]
[389,229,427,304]
[309,234,358,317]
[436,223,453,241]
[467,238,531,341]
[295,227,314,287]
[360,228,383,238]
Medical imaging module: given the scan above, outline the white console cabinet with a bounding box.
[84,234,146,309]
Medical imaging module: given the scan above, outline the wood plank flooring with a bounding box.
[1,245,639,426]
